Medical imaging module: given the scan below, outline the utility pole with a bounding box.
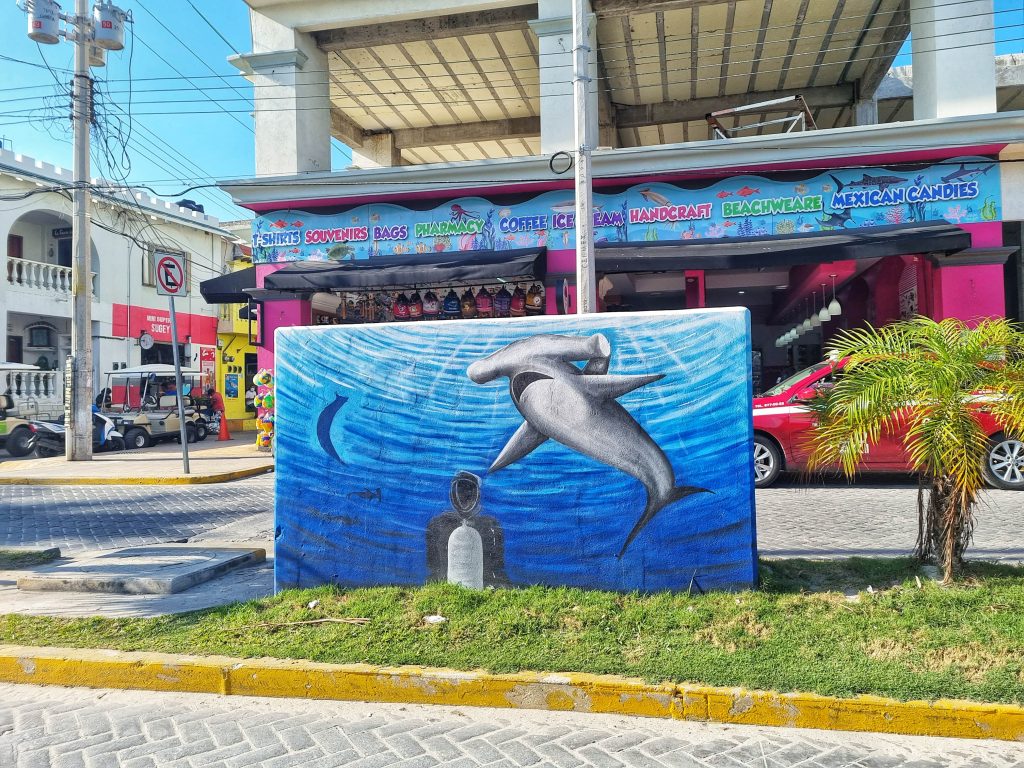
[22,0,126,460]
[69,0,93,460]
[572,0,596,314]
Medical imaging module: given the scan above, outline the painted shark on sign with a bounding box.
[467,333,710,557]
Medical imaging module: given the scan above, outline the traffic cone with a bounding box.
[217,414,231,441]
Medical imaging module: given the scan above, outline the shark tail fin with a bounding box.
[616,485,711,559]
[828,174,845,194]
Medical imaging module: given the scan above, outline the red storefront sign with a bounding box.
[112,304,217,346]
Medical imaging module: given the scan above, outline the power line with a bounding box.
[3,0,1017,90]
[2,27,1018,118]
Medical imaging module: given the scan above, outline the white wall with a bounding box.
[0,152,233,390]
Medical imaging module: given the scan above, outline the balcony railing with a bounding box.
[6,257,97,297]
[2,369,63,419]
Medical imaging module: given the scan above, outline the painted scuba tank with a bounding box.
[408,290,423,320]
[474,286,493,318]
[392,292,410,321]
[509,285,526,317]
[422,290,440,320]
[494,286,512,318]
[447,521,483,589]
[525,283,544,315]
[442,288,461,319]
[460,288,477,319]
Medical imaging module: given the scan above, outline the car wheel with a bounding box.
[124,428,151,450]
[195,421,209,441]
[983,434,1024,490]
[183,424,197,444]
[37,444,62,458]
[6,428,35,457]
[753,435,783,488]
[107,436,126,453]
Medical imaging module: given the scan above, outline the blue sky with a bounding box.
[0,1,1021,223]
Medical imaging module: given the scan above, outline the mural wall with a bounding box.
[275,309,757,593]
[252,157,1001,264]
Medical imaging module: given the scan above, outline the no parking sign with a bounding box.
[155,252,187,297]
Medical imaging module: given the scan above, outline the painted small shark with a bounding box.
[817,210,855,228]
[829,173,907,193]
[940,163,995,184]
[467,333,709,557]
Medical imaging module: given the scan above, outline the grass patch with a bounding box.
[1,558,1023,705]
[0,548,59,569]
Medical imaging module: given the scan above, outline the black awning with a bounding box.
[263,248,545,292]
[595,221,971,273]
[199,266,256,304]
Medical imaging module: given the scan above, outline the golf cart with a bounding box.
[100,364,210,449]
[0,363,48,457]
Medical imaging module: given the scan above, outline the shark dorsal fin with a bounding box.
[489,421,548,473]
[578,373,664,400]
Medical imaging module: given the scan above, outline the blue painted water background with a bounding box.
[275,309,757,592]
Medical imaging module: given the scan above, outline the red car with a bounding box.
[752,360,1024,490]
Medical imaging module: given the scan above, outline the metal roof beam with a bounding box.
[314,5,538,49]
[615,85,856,128]
[385,117,540,148]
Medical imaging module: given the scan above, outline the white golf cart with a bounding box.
[100,364,210,449]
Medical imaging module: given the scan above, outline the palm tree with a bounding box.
[808,317,1024,584]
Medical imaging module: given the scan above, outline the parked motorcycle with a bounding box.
[33,410,125,457]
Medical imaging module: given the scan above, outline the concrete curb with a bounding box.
[0,466,273,486]
[0,646,1021,741]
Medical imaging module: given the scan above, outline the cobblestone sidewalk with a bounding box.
[1,684,1022,768]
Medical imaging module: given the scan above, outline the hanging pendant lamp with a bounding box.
[810,294,821,328]
[827,273,842,317]
[818,283,831,322]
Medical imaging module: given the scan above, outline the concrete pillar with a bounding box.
[910,0,996,120]
[854,98,878,126]
[529,0,599,155]
[353,133,402,168]
[230,11,331,176]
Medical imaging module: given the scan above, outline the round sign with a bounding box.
[155,253,186,296]
[139,332,154,350]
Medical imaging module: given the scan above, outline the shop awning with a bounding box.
[199,266,257,304]
[262,248,545,293]
[595,221,972,273]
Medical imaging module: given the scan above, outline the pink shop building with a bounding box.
[203,0,1024,391]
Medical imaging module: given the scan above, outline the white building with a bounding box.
[1,149,235,417]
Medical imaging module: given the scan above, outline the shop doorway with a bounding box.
[56,237,72,268]
[6,335,22,364]
[141,342,186,366]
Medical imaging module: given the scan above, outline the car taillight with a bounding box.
[28,424,37,432]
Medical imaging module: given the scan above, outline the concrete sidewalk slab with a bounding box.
[16,545,266,594]
[0,433,274,485]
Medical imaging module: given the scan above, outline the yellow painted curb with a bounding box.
[0,466,273,486]
[0,646,1021,741]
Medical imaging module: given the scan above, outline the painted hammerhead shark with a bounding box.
[467,333,709,557]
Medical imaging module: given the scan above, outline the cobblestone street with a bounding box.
[1,684,1022,768]
[0,476,274,553]
[1,475,1019,561]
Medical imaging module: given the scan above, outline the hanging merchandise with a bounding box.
[525,283,544,315]
[393,292,411,321]
[442,288,462,319]
[460,288,477,319]
[510,285,527,317]
[494,286,512,318]
[422,290,440,320]
[408,290,423,320]
[253,369,276,452]
[475,285,494,318]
